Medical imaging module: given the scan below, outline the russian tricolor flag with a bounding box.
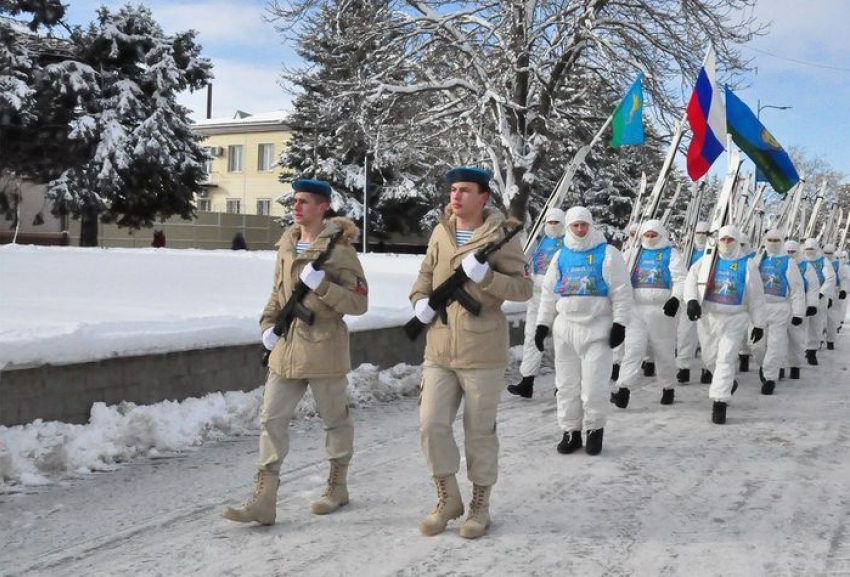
[686,46,727,181]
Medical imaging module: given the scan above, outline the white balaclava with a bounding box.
[785,240,802,263]
[544,208,565,239]
[639,219,670,250]
[628,224,638,239]
[803,238,820,261]
[839,250,849,264]
[764,229,784,257]
[564,206,605,251]
[717,225,742,259]
[823,243,836,259]
[694,221,710,249]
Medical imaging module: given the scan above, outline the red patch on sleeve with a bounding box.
[353,278,368,296]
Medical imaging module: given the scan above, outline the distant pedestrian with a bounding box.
[152,229,166,248]
[231,232,248,250]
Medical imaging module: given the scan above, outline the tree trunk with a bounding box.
[79,207,99,247]
[508,177,532,221]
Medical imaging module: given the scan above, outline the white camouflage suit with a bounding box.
[519,209,565,379]
[824,244,850,344]
[753,230,806,382]
[618,220,688,397]
[785,240,821,370]
[684,225,766,402]
[676,222,710,376]
[802,238,836,351]
[537,207,632,433]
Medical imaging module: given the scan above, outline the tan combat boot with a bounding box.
[222,470,280,525]
[419,475,464,536]
[311,462,349,515]
[459,484,491,539]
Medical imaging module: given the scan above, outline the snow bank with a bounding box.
[0,363,421,488]
[0,244,525,368]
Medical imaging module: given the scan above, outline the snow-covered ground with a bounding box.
[0,245,525,369]
[2,341,850,576]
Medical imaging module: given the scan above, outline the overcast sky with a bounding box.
[62,0,850,182]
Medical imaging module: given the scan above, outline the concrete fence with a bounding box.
[0,320,525,427]
[65,211,285,250]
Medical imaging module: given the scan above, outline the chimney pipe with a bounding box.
[206,83,213,119]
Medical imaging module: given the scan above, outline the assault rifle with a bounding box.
[404,222,524,341]
[261,230,344,366]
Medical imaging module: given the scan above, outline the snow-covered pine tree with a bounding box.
[44,5,212,246]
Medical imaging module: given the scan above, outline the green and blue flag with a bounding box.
[610,74,645,147]
[724,86,799,194]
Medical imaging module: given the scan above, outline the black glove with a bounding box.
[828,299,834,309]
[806,306,817,317]
[791,316,803,326]
[663,297,680,317]
[609,323,626,348]
[840,290,847,300]
[751,327,764,343]
[534,325,550,352]
[687,299,702,321]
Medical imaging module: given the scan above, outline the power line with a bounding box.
[746,45,850,73]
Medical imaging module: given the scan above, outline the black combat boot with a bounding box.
[610,387,630,409]
[660,388,675,405]
[701,369,713,384]
[790,367,800,380]
[806,350,819,366]
[585,428,604,456]
[779,368,786,380]
[761,380,775,395]
[677,368,690,384]
[611,363,620,381]
[827,342,835,351]
[507,376,534,398]
[643,361,656,377]
[712,401,727,424]
[739,354,750,373]
[556,431,582,454]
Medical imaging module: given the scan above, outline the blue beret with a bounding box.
[446,167,492,190]
[292,178,332,199]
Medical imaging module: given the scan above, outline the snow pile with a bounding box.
[0,244,525,368]
[0,363,420,488]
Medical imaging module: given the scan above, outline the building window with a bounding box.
[226,198,241,214]
[257,143,275,171]
[198,198,212,212]
[227,145,243,172]
[256,198,271,216]
[201,147,214,179]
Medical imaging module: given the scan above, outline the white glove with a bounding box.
[262,327,279,351]
[414,299,436,324]
[299,262,326,290]
[461,253,490,284]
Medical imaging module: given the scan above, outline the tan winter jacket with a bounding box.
[261,217,368,378]
[410,207,533,369]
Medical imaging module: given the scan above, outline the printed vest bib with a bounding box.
[532,235,564,275]
[631,247,672,290]
[833,259,841,289]
[811,257,826,285]
[690,247,705,268]
[798,261,810,292]
[759,255,789,298]
[556,243,609,297]
[705,256,748,305]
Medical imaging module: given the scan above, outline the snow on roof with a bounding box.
[193,110,290,128]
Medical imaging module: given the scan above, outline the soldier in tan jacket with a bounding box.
[223,179,368,526]
[410,167,533,539]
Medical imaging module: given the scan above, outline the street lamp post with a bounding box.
[756,99,792,120]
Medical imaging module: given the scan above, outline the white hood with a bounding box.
[803,238,821,261]
[639,219,670,250]
[694,221,710,249]
[763,228,784,257]
[823,243,837,258]
[717,225,743,259]
[544,208,566,239]
[564,206,606,251]
[785,240,802,262]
